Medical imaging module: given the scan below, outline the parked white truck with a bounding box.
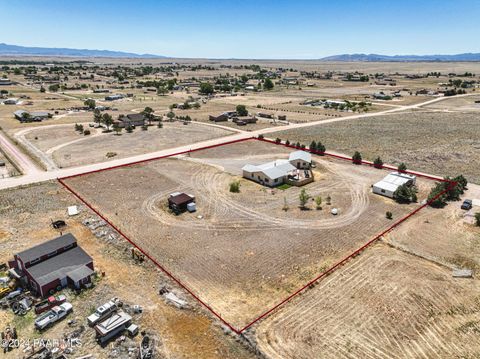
[35,302,73,330]
[87,298,119,326]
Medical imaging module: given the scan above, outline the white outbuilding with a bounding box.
[372,172,416,198]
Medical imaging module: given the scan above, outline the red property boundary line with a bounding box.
[57,136,456,335]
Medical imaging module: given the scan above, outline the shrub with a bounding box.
[258,134,264,139]
[141,125,148,131]
[275,138,281,144]
[316,142,326,155]
[373,156,383,169]
[157,122,163,128]
[83,129,91,136]
[475,213,480,227]
[229,180,240,193]
[394,184,417,204]
[285,139,290,146]
[236,104,248,116]
[315,196,322,210]
[299,189,310,209]
[352,151,362,164]
[398,163,407,172]
[386,211,393,220]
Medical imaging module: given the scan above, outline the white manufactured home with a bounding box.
[242,151,313,187]
[373,172,416,198]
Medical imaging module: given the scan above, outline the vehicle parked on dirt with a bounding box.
[34,294,67,314]
[88,298,120,326]
[461,199,473,210]
[34,302,72,330]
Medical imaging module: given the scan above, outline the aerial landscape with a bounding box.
[0,1,479,358]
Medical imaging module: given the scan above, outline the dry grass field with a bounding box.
[0,181,254,359]
[63,140,434,329]
[14,122,234,169]
[254,242,480,359]
[271,110,480,184]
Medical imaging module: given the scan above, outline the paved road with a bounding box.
[0,94,473,190]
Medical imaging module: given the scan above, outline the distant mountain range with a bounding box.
[1,43,479,61]
[0,43,165,58]
[319,53,480,62]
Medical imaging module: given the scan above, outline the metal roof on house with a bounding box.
[289,151,312,163]
[27,246,93,286]
[242,159,296,180]
[373,172,416,193]
[16,233,77,264]
[66,265,95,283]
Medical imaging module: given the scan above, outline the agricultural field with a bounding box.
[63,140,435,329]
[271,110,480,184]
[254,242,480,359]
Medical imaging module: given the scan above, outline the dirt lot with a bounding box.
[270,110,480,184]
[254,242,480,359]
[0,181,254,359]
[63,140,434,329]
[17,122,234,169]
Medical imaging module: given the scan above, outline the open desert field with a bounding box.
[270,110,480,184]
[14,121,234,169]
[0,181,254,359]
[62,140,435,329]
[254,242,480,359]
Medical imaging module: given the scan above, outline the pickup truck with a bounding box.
[87,298,119,326]
[34,294,67,314]
[35,302,72,330]
[461,199,473,210]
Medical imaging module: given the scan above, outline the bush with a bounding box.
[475,213,480,227]
[352,151,362,164]
[285,139,290,146]
[83,129,91,136]
[316,142,326,155]
[386,211,393,220]
[373,156,383,169]
[141,125,148,131]
[258,134,264,139]
[275,138,281,144]
[393,184,417,204]
[398,163,407,172]
[236,104,248,116]
[157,122,163,128]
[229,180,240,193]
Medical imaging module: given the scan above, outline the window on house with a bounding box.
[381,189,385,193]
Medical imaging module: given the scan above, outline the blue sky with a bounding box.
[1,0,479,58]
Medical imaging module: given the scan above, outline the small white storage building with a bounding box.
[373,172,416,198]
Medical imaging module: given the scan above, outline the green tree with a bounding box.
[314,196,322,210]
[316,142,326,155]
[142,106,155,125]
[352,151,362,164]
[93,109,102,126]
[393,184,417,204]
[236,104,248,116]
[157,86,168,96]
[199,82,214,95]
[309,141,317,152]
[263,78,274,90]
[84,98,96,109]
[166,111,175,121]
[113,123,122,135]
[386,211,393,220]
[299,188,311,209]
[102,113,113,131]
[398,163,407,172]
[373,156,383,169]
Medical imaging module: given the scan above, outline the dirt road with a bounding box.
[0,94,473,190]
